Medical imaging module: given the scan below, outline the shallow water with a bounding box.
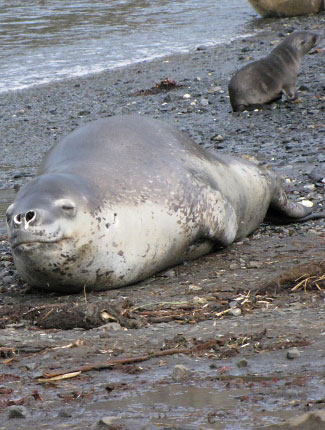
[85,377,323,429]
[0,0,255,92]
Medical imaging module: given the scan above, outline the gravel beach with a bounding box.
[0,12,324,430]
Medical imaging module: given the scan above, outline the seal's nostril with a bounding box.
[26,210,36,223]
[14,214,22,224]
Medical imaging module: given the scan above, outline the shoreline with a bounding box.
[0,31,259,96]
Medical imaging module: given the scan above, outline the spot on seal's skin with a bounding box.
[6,115,325,293]
[228,31,321,112]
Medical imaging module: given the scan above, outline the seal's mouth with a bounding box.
[12,238,70,250]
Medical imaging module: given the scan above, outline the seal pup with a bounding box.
[248,0,324,18]
[6,115,324,293]
[228,31,320,112]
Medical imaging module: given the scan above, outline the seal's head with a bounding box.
[6,173,99,291]
[283,31,321,56]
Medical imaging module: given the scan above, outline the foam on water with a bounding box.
[0,0,256,93]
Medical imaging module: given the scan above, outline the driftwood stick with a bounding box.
[42,340,216,378]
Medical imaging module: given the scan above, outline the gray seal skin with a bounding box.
[6,115,324,293]
[228,31,321,112]
[248,0,324,18]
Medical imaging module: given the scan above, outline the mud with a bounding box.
[0,12,324,430]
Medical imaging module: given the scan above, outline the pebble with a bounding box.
[163,269,176,277]
[2,276,12,285]
[248,261,262,269]
[286,348,301,359]
[25,362,37,371]
[193,296,208,305]
[264,410,325,429]
[229,308,241,317]
[91,416,124,429]
[303,184,315,190]
[58,408,73,418]
[229,301,238,308]
[172,364,191,381]
[183,93,191,99]
[300,200,313,208]
[208,85,222,93]
[188,284,202,292]
[8,406,27,419]
[215,134,224,141]
[200,98,209,106]
[100,322,122,331]
[237,359,248,368]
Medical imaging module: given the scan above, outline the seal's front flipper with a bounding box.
[195,185,238,247]
[266,186,325,224]
[282,79,297,101]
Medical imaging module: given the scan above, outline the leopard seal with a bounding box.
[6,115,324,293]
[228,31,321,112]
[248,0,324,18]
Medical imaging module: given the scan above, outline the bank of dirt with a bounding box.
[0,12,324,430]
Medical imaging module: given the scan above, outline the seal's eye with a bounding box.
[62,204,75,211]
[55,199,76,217]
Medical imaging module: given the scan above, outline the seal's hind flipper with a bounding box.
[266,186,324,224]
[265,209,325,225]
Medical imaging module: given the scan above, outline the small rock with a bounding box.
[2,275,12,285]
[25,362,37,371]
[229,308,241,317]
[215,134,224,141]
[229,301,238,308]
[8,406,28,419]
[188,284,202,292]
[200,98,209,106]
[229,263,238,270]
[208,85,222,93]
[78,110,91,116]
[286,348,301,360]
[58,408,73,418]
[248,260,262,269]
[262,410,325,429]
[163,269,176,277]
[196,45,208,51]
[193,296,208,305]
[100,322,122,331]
[91,416,124,430]
[183,93,191,99]
[307,167,325,183]
[303,184,315,190]
[300,200,313,208]
[237,359,248,368]
[172,364,190,381]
